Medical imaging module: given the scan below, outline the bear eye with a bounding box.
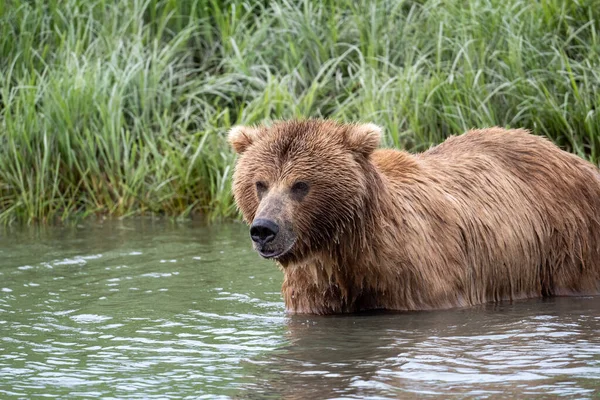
[255,181,268,198]
[290,181,309,200]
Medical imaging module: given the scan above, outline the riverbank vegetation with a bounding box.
[1,0,599,224]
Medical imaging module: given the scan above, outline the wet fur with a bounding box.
[230,120,600,314]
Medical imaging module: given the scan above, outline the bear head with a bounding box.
[229,119,382,265]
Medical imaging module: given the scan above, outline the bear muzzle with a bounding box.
[250,190,298,260]
[249,218,297,260]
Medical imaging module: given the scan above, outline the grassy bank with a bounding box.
[1,0,599,224]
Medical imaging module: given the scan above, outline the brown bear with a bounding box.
[229,119,600,314]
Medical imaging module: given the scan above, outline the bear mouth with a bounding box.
[258,249,285,259]
[257,240,296,260]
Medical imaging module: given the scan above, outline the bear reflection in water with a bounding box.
[229,119,600,315]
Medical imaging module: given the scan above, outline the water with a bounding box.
[0,220,599,399]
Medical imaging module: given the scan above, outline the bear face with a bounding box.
[229,120,382,265]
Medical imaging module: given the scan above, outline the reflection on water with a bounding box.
[250,300,600,399]
[0,220,598,398]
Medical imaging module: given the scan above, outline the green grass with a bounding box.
[1,0,599,224]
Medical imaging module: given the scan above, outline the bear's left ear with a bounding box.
[228,125,261,154]
[344,123,382,156]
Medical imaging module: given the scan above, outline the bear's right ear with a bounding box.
[344,123,382,156]
[228,125,260,154]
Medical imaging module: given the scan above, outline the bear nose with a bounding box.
[250,219,279,245]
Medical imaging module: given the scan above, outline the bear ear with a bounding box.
[228,125,261,154]
[344,123,382,156]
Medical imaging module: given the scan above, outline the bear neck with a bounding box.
[281,157,401,314]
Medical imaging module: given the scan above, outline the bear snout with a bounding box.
[249,217,297,260]
[250,218,279,246]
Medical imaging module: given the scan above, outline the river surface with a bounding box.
[0,220,599,399]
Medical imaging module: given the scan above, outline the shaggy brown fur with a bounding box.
[229,120,600,314]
